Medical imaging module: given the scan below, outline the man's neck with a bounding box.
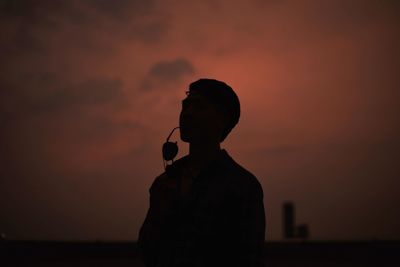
[188,142,221,170]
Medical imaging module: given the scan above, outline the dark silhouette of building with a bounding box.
[283,202,295,239]
[283,202,310,240]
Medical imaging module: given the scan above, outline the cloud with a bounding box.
[141,58,195,90]
[0,73,124,117]
[88,0,155,21]
[128,19,168,43]
[0,0,157,23]
[0,0,167,58]
[0,0,88,53]
[43,78,124,110]
[150,58,195,82]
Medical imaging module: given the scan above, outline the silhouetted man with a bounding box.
[138,79,266,267]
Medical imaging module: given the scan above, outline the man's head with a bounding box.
[179,78,240,144]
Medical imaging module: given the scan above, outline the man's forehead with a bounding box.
[184,91,208,101]
[185,89,202,96]
[183,90,228,116]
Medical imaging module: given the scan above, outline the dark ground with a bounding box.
[1,240,399,267]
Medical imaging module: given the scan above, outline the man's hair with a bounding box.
[188,78,240,142]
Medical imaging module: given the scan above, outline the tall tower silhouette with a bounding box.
[283,202,295,238]
[282,201,310,240]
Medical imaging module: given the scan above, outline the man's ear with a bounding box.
[221,113,229,129]
[218,110,229,135]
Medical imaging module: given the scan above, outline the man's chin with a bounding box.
[180,137,190,143]
[179,132,190,143]
[180,132,201,143]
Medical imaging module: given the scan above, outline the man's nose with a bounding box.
[181,105,194,117]
[180,112,192,122]
[180,107,196,122]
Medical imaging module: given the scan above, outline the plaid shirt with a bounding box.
[138,149,266,267]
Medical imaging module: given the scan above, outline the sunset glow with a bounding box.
[0,0,399,241]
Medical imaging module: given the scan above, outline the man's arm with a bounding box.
[138,184,162,267]
[138,174,176,267]
[237,180,266,267]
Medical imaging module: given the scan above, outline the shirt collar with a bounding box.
[166,149,230,178]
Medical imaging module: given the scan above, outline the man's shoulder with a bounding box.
[149,170,177,194]
[149,155,187,193]
[150,171,168,187]
[222,154,263,196]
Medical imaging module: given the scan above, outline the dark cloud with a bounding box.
[0,0,156,23]
[43,78,124,110]
[0,0,166,58]
[0,73,124,121]
[141,58,195,90]
[150,58,195,82]
[87,0,167,43]
[128,19,168,43]
[0,0,88,53]
[88,0,155,21]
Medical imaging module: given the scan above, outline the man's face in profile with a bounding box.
[179,92,226,144]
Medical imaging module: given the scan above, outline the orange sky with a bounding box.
[1,0,399,241]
